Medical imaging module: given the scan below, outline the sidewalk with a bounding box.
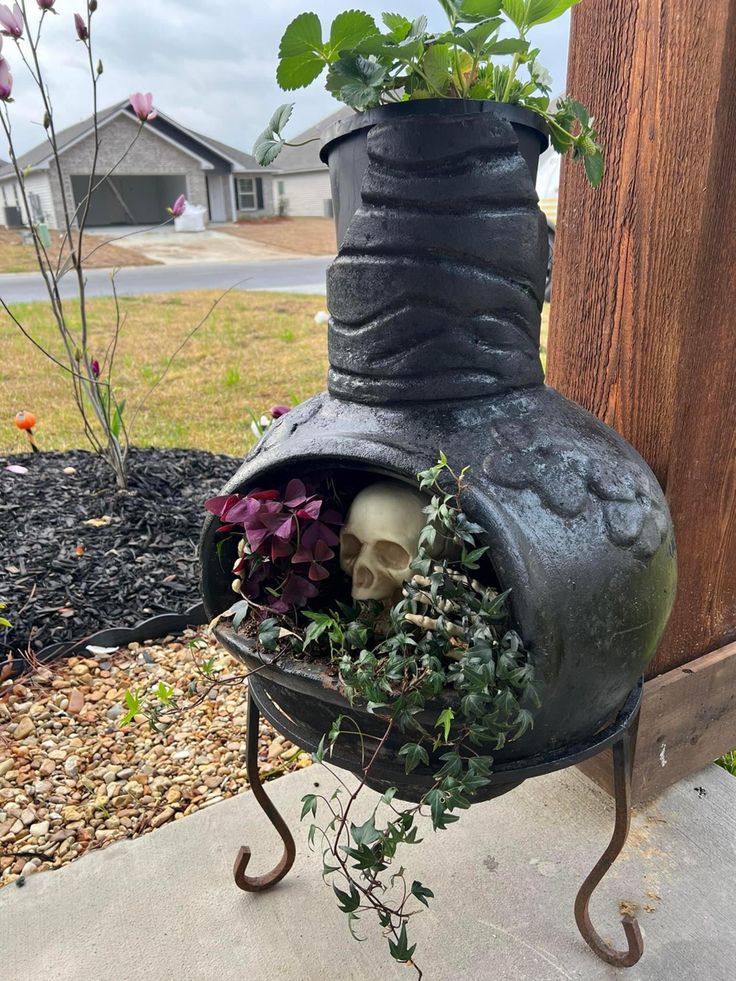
[1,762,733,981]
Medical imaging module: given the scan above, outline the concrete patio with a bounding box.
[1,762,733,981]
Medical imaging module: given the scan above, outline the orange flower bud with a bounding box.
[14,411,36,431]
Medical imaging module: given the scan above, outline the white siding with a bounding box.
[276,170,332,218]
[0,173,57,228]
[23,172,57,227]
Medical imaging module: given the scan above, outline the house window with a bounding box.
[236,177,257,211]
[277,180,285,196]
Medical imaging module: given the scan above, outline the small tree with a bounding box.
[0,1,221,489]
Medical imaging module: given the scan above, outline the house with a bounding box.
[270,107,351,219]
[0,100,276,229]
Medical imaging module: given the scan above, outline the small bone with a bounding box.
[404,613,465,638]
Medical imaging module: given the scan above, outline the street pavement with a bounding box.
[0,256,330,304]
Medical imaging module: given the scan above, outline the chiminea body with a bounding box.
[202,101,676,771]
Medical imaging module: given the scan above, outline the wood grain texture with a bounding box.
[547,0,736,674]
[578,642,736,803]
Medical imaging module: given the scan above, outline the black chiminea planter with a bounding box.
[201,101,676,969]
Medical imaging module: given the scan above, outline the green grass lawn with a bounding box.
[1,292,550,458]
[0,290,329,457]
[717,751,736,776]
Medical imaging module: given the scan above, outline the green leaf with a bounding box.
[484,37,529,55]
[258,617,280,650]
[326,54,386,109]
[398,742,430,773]
[501,0,527,30]
[300,794,318,820]
[279,12,323,58]
[268,103,293,134]
[527,0,582,27]
[584,149,604,187]
[277,54,325,91]
[458,0,503,22]
[455,17,503,55]
[382,11,412,39]
[350,816,381,847]
[155,682,174,705]
[328,10,377,55]
[422,43,453,95]
[435,707,454,742]
[388,924,416,963]
[333,882,361,913]
[410,880,434,907]
[110,399,125,439]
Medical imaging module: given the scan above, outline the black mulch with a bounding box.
[0,447,238,658]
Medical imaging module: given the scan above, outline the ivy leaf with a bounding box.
[333,882,361,914]
[410,880,435,907]
[527,0,582,27]
[300,794,318,820]
[398,742,430,773]
[435,707,454,742]
[350,816,382,847]
[388,924,417,964]
[258,617,280,650]
[328,9,377,56]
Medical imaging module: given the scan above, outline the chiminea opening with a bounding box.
[200,101,676,965]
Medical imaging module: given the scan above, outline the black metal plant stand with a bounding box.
[233,679,644,969]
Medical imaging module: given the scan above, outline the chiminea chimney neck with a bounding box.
[326,111,548,406]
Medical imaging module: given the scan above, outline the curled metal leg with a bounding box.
[233,689,296,892]
[574,713,644,967]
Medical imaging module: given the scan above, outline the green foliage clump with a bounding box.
[255,0,603,186]
[279,456,539,976]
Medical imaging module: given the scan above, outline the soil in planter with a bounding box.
[0,448,237,658]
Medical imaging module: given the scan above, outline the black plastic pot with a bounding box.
[320,99,549,246]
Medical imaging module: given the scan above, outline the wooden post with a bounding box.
[548,0,736,799]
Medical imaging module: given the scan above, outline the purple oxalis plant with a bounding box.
[205,479,343,614]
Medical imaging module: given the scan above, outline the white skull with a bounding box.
[340,481,427,602]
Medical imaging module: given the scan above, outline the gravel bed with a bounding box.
[0,628,310,888]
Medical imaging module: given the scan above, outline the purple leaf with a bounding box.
[283,478,307,507]
[296,498,322,521]
[308,562,330,581]
[204,493,238,517]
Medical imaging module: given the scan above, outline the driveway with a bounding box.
[93,226,303,265]
[0,257,330,304]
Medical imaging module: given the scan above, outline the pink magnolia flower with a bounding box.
[0,3,22,38]
[0,58,12,101]
[129,91,156,122]
[73,12,88,41]
[37,0,56,10]
[167,194,185,218]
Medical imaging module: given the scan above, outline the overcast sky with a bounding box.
[1,1,571,155]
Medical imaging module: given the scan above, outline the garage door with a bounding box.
[70,174,187,226]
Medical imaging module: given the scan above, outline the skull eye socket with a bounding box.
[374,539,411,570]
[340,532,361,568]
